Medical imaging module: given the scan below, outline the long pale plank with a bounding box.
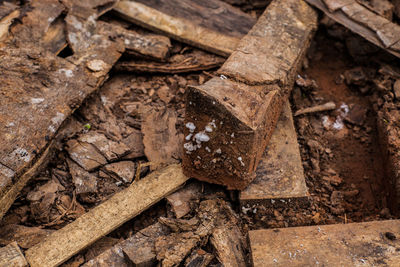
[25,164,188,267]
[182,0,317,189]
[250,220,400,266]
[113,0,256,57]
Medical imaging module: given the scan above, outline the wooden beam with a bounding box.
[182,0,317,189]
[113,0,256,57]
[25,164,188,267]
[249,220,400,266]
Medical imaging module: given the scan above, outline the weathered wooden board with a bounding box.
[25,164,188,267]
[305,0,400,58]
[250,220,400,266]
[182,0,317,189]
[240,102,309,207]
[0,241,28,267]
[114,0,256,57]
[0,0,124,220]
[116,48,224,73]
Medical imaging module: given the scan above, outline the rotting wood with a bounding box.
[239,102,309,208]
[0,241,28,267]
[0,0,124,220]
[210,225,246,267]
[182,0,317,190]
[0,224,53,249]
[116,48,225,74]
[0,2,19,42]
[83,222,170,267]
[113,0,256,57]
[305,0,400,58]
[249,220,400,266]
[25,164,188,267]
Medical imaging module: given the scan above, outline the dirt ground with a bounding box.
[1,1,400,266]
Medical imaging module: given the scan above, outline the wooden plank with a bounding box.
[25,164,188,267]
[182,0,317,189]
[249,220,400,266]
[0,241,28,267]
[0,0,124,220]
[306,0,400,58]
[240,102,309,207]
[113,0,256,57]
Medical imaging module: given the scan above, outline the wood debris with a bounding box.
[84,222,170,267]
[0,0,124,220]
[295,101,336,116]
[305,0,400,58]
[113,0,256,56]
[182,0,317,189]
[25,164,188,267]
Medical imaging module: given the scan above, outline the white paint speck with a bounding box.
[220,74,227,80]
[48,125,56,133]
[184,142,196,152]
[205,146,211,152]
[194,132,210,142]
[59,69,74,78]
[185,122,196,133]
[238,156,245,166]
[215,148,222,154]
[51,112,65,125]
[31,98,45,104]
[124,39,131,45]
[205,125,213,132]
[185,134,193,141]
[100,96,108,106]
[333,116,344,130]
[12,148,31,162]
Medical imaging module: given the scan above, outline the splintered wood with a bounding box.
[25,164,188,267]
[305,0,400,58]
[182,0,317,189]
[114,0,256,57]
